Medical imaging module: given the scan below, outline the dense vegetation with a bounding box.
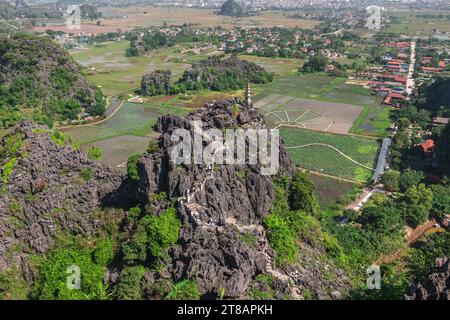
[0,33,105,128]
[141,56,273,96]
[417,77,450,117]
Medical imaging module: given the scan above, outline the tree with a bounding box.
[401,184,433,227]
[399,169,425,192]
[288,171,319,215]
[381,170,400,192]
[430,184,450,220]
[359,204,403,235]
[301,54,328,73]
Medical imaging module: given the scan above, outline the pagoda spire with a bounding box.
[245,82,252,108]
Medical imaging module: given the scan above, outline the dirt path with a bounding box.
[57,86,140,131]
[376,219,438,264]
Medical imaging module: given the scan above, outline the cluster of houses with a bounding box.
[366,42,412,107]
[415,44,449,83]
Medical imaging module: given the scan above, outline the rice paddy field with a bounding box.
[62,98,191,167]
[256,94,364,134]
[70,41,221,96]
[34,7,320,33]
[237,55,304,77]
[280,127,381,182]
[386,10,450,36]
[309,174,359,209]
[252,75,390,137]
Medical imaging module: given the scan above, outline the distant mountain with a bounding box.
[219,0,245,17]
[0,33,105,128]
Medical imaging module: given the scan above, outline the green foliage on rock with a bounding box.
[79,168,93,181]
[126,154,141,181]
[0,33,105,128]
[288,171,319,215]
[31,245,109,300]
[87,146,103,161]
[115,266,145,300]
[147,208,181,258]
[49,130,72,147]
[92,239,114,266]
[0,267,30,300]
[166,280,201,300]
[121,206,181,263]
[264,213,298,266]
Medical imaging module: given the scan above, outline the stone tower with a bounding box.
[245,82,252,108]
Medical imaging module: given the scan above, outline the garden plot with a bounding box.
[257,94,364,134]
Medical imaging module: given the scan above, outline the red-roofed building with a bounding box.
[420,139,435,157]
[388,92,406,100]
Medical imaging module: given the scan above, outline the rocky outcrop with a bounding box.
[0,121,125,283]
[406,257,450,300]
[219,0,245,17]
[141,70,172,96]
[0,33,105,123]
[179,56,273,91]
[132,98,349,299]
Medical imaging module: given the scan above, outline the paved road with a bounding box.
[406,41,416,97]
[372,138,392,183]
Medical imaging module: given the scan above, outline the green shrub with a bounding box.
[288,171,319,215]
[0,267,30,300]
[127,154,141,181]
[92,239,114,266]
[263,214,298,266]
[115,266,145,300]
[31,247,106,300]
[2,157,17,187]
[166,280,201,300]
[122,215,150,263]
[79,168,93,181]
[87,146,102,161]
[147,140,159,154]
[49,130,71,147]
[127,206,142,223]
[149,192,167,202]
[147,208,181,258]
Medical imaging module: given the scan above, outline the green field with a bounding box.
[70,41,220,96]
[309,174,358,209]
[237,54,304,77]
[253,75,390,136]
[63,98,191,167]
[280,127,380,182]
[350,104,393,137]
[386,10,450,36]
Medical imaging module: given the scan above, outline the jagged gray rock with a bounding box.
[0,121,124,282]
[406,257,450,300]
[132,98,349,299]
